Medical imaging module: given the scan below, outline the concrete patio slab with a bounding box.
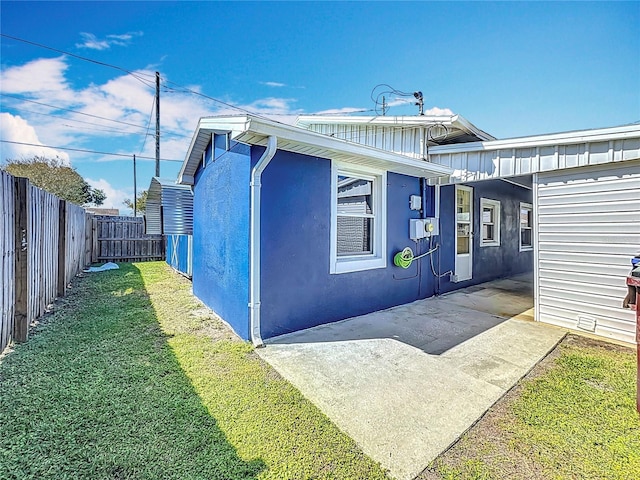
[257,277,566,480]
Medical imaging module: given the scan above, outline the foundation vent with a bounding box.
[576,315,597,332]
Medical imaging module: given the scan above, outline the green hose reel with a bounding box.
[393,247,415,269]
[393,245,439,269]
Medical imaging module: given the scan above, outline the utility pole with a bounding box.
[133,154,137,217]
[155,71,160,177]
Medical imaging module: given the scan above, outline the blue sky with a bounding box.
[1,1,638,211]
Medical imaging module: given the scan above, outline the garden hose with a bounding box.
[393,245,439,269]
[393,247,415,269]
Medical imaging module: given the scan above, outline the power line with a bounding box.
[5,107,142,135]
[1,140,183,162]
[2,33,349,129]
[3,96,190,139]
[0,33,156,88]
[2,33,269,121]
[139,95,156,154]
[2,33,430,150]
[1,93,150,131]
[61,122,145,136]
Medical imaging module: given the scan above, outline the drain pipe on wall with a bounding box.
[249,135,278,347]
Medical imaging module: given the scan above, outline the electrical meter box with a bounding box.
[410,218,439,240]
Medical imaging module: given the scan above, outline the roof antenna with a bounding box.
[413,91,424,115]
[382,96,388,116]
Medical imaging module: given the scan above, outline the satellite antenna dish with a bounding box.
[413,91,424,115]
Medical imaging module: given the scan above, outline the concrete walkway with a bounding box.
[257,275,566,480]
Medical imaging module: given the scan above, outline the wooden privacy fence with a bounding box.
[1,170,89,352]
[91,215,164,263]
[1,171,166,353]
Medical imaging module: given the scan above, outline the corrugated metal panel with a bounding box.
[305,124,436,159]
[429,125,640,184]
[145,178,193,235]
[167,234,193,278]
[535,160,640,344]
[145,182,162,235]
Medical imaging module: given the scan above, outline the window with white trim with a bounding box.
[330,163,386,274]
[480,198,501,247]
[520,202,533,251]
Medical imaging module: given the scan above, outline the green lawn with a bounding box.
[426,335,640,480]
[0,262,389,480]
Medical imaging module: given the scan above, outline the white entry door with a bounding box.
[454,185,473,281]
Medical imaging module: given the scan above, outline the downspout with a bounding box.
[249,135,278,347]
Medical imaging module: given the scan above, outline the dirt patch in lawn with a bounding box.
[417,333,639,480]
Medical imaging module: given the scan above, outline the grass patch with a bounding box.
[0,262,388,479]
[422,335,640,480]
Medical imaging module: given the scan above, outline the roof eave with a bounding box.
[428,124,640,154]
[450,114,496,141]
[178,116,252,184]
[179,114,453,184]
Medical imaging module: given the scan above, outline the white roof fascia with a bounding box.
[449,114,496,141]
[178,114,453,184]
[177,117,251,184]
[428,124,640,154]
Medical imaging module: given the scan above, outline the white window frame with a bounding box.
[519,202,533,252]
[480,198,501,247]
[330,161,387,274]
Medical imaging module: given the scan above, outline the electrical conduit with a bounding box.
[249,135,278,347]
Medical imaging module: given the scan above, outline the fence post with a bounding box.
[13,177,28,343]
[84,212,92,267]
[57,200,67,297]
[91,216,98,263]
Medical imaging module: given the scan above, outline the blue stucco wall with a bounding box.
[258,148,433,339]
[189,140,533,341]
[166,234,192,277]
[437,180,533,294]
[192,141,251,339]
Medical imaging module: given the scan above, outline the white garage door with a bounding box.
[535,159,640,344]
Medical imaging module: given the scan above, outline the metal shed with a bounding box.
[145,177,194,235]
[145,177,194,277]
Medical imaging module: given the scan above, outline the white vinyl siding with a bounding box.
[535,160,640,344]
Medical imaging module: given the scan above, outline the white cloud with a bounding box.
[0,57,72,98]
[0,57,309,173]
[76,31,143,50]
[261,81,286,88]
[76,33,110,51]
[385,98,414,107]
[314,106,369,115]
[86,178,131,211]
[425,106,454,116]
[0,113,70,164]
